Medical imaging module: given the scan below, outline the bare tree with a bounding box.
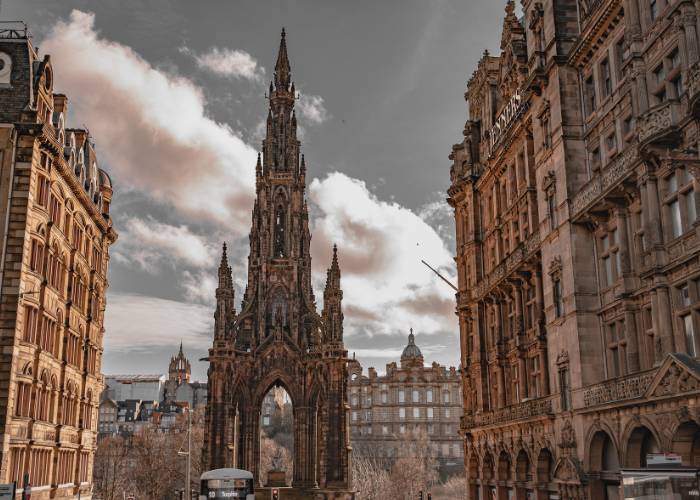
[389,429,439,500]
[352,454,392,500]
[93,436,131,500]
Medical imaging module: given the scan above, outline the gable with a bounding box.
[645,353,700,399]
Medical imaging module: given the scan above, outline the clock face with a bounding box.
[0,53,10,84]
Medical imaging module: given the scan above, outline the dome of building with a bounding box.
[401,328,423,363]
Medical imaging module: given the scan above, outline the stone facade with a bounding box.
[0,23,117,499]
[163,343,207,409]
[347,331,463,476]
[203,30,354,499]
[448,1,700,498]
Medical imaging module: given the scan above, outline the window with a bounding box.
[606,132,617,156]
[607,321,627,377]
[623,115,635,143]
[412,389,419,403]
[585,75,597,114]
[530,356,542,398]
[443,391,450,404]
[547,192,557,231]
[511,364,520,404]
[426,389,433,403]
[665,170,697,239]
[653,64,667,104]
[399,408,405,420]
[541,113,552,149]
[36,175,50,207]
[413,407,419,419]
[381,392,387,404]
[526,286,536,330]
[684,314,697,357]
[427,407,434,419]
[428,424,434,434]
[615,38,625,80]
[444,408,450,418]
[399,424,405,434]
[600,58,612,97]
[382,425,388,435]
[599,228,622,288]
[398,390,405,403]
[553,277,563,318]
[590,147,601,172]
[650,0,658,21]
[559,368,571,411]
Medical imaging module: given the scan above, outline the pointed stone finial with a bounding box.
[179,339,184,355]
[256,152,262,175]
[505,0,515,16]
[274,27,291,90]
[409,328,415,344]
[331,244,339,268]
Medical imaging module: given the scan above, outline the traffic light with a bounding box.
[427,494,432,500]
[419,491,423,500]
[272,488,279,500]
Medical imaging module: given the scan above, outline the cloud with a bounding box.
[180,45,265,81]
[104,293,213,351]
[41,10,257,232]
[309,172,457,338]
[113,216,218,272]
[298,94,330,124]
[182,270,218,305]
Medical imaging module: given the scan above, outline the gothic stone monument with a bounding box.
[202,30,355,500]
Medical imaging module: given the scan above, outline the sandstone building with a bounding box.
[0,23,117,499]
[203,30,354,499]
[449,0,700,498]
[347,331,463,477]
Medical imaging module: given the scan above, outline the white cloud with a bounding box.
[298,94,330,124]
[182,270,218,305]
[309,172,457,338]
[113,216,217,272]
[180,45,264,81]
[42,10,257,232]
[104,293,213,351]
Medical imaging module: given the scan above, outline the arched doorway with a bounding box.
[625,426,660,467]
[672,421,700,466]
[498,450,513,499]
[536,448,553,499]
[515,449,532,500]
[483,452,496,500]
[259,384,294,486]
[468,452,480,500]
[589,431,620,500]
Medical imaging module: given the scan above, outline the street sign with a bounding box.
[0,484,15,500]
[647,453,683,466]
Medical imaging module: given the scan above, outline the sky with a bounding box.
[3,0,511,380]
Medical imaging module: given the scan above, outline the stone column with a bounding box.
[683,6,700,65]
[615,208,632,276]
[656,285,678,353]
[624,0,642,34]
[624,309,641,373]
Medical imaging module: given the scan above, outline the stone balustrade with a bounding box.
[570,145,639,218]
[59,425,80,445]
[473,231,540,299]
[638,100,682,144]
[32,421,57,443]
[582,370,655,408]
[461,396,554,430]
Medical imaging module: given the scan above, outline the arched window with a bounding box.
[273,202,287,258]
[267,288,288,333]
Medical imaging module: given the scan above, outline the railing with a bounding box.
[0,21,29,39]
[473,231,540,299]
[461,396,554,430]
[59,426,80,445]
[571,145,639,218]
[8,421,28,440]
[638,100,682,144]
[582,370,655,408]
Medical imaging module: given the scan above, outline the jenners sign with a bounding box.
[488,89,528,156]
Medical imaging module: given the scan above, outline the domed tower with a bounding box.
[400,329,424,369]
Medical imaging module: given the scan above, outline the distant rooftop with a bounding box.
[105,374,165,382]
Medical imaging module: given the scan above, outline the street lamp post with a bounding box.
[178,408,192,500]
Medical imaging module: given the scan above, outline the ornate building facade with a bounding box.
[0,23,117,499]
[449,0,700,498]
[347,331,463,477]
[203,31,354,499]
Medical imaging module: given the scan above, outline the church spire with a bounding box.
[215,242,235,340]
[323,244,344,346]
[274,28,291,91]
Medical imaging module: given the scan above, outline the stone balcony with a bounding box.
[638,100,683,146]
[31,421,57,443]
[473,230,540,299]
[570,145,639,220]
[582,370,656,408]
[460,396,554,431]
[8,419,29,441]
[58,425,80,445]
